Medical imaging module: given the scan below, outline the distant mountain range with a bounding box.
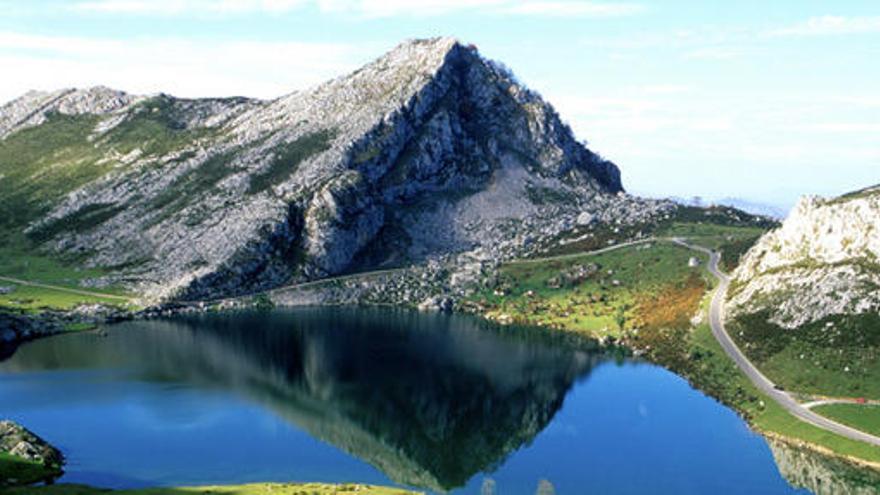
[664,196,789,219]
[714,198,789,220]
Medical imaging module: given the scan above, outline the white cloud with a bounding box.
[804,122,880,133]
[829,95,880,107]
[69,0,645,18]
[333,0,506,18]
[500,1,645,17]
[0,31,368,103]
[639,84,692,95]
[770,16,880,37]
[682,46,741,60]
[72,0,309,15]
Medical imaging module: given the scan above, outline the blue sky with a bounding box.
[1,1,878,210]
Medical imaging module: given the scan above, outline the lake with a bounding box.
[0,308,811,494]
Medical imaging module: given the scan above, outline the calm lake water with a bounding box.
[0,308,810,494]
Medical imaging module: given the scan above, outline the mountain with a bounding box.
[725,184,880,396]
[0,37,668,303]
[728,185,880,328]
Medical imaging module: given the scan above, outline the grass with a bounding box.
[0,97,219,244]
[828,183,879,204]
[0,453,61,487]
[0,283,130,312]
[102,96,213,158]
[469,233,880,467]
[0,238,136,312]
[0,102,219,309]
[27,203,126,244]
[0,242,111,286]
[728,312,880,398]
[467,242,706,337]
[814,404,880,437]
[537,203,775,260]
[656,222,765,271]
[0,482,420,495]
[675,319,880,465]
[0,113,105,231]
[0,105,203,234]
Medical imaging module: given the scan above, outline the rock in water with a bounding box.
[0,420,64,484]
[0,37,671,304]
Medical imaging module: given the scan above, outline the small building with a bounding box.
[688,257,701,268]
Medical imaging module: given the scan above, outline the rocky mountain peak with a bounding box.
[0,86,142,138]
[1,37,658,303]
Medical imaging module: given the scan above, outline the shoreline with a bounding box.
[2,275,879,478]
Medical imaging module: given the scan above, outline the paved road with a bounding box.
[676,240,880,447]
[802,398,880,409]
[0,275,132,302]
[515,237,658,264]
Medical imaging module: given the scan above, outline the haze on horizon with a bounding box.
[1,0,877,212]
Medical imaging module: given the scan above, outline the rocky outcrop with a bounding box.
[0,313,62,349]
[0,86,142,138]
[0,421,63,467]
[0,420,64,485]
[728,186,880,328]
[1,37,671,305]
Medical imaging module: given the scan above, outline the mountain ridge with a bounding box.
[0,37,668,304]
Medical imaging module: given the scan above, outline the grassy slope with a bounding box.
[0,114,105,232]
[814,404,880,437]
[0,245,135,313]
[684,317,880,465]
[657,222,764,271]
[0,482,419,495]
[0,102,340,311]
[0,99,216,310]
[468,242,705,338]
[0,284,129,313]
[729,312,880,399]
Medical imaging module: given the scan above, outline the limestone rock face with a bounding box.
[0,420,64,469]
[1,37,666,303]
[728,186,880,328]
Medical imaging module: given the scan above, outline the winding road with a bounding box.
[676,240,880,447]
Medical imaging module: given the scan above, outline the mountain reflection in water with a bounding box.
[0,308,604,492]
